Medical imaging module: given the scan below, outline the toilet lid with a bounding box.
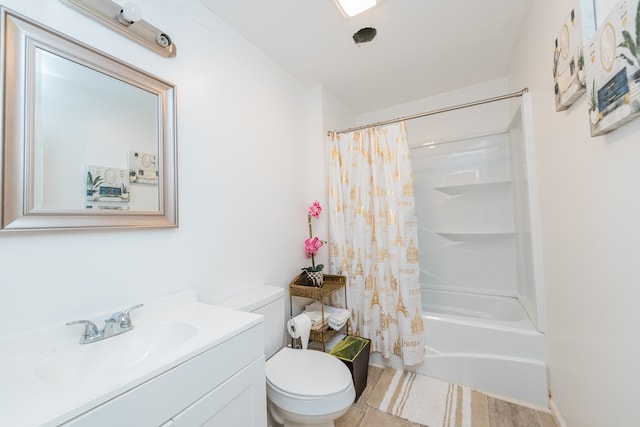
[266,348,352,397]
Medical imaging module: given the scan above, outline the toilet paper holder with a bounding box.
[288,316,301,349]
[287,314,312,350]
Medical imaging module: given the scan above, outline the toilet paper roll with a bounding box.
[287,313,312,350]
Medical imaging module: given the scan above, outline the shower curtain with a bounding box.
[328,122,425,366]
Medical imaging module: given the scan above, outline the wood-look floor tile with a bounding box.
[536,410,559,427]
[352,365,384,410]
[335,405,366,427]
[360,407,417,427]
[487,397,541,427]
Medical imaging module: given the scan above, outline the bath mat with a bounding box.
[367,368,490,427]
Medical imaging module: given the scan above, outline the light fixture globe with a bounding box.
[117,2,142,26]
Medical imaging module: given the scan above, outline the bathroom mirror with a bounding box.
[0,8,178,231]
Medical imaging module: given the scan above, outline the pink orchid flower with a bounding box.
[304,237,324,257]
[308,201,322,218]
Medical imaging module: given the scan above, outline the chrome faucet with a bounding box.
[66,304,143,344]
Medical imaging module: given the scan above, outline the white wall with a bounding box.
[317,85,356,272]
[509,1,640,425]
[0,0,318,338]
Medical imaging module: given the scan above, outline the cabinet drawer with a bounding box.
[172,357,266,427]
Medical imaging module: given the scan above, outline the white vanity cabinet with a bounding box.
[0,292,267,426]
[60,321,266,427]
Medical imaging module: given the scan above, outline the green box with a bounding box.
[329,336,371,401]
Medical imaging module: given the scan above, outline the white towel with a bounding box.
[304,301,351,331]
[328,318,348,330]
[302,308,325,327]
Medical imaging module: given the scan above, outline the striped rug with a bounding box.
[367,368,490,427]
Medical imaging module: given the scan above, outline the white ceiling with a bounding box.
[200,0,532,114]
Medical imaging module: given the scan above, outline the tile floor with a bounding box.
[335,366,558,427]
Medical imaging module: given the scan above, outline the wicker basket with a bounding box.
[289,273,346,299]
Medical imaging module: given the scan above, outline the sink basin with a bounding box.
[36,320,198,385]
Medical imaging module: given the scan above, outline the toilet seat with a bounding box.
[267,347,352,396]
[266,347,355,417]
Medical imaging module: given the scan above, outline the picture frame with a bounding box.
[128,150,159,184]
[86,165,130,210]
[586,0,640,136]
[554,4,589,111]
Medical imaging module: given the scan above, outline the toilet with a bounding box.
[218,286,355,427]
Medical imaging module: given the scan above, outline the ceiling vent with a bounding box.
[353,27,377,44]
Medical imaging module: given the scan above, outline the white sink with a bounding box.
[36,320,198,385]
[0,290,263,427]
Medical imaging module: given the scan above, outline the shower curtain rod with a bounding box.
[328,88,528,136]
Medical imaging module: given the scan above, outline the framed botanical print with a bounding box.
[586,0,640,136]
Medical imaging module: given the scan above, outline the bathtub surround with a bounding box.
[369,288,547,407]
[328,122,424,366]
[355,86,547,407]
[409,95,544,332]
[417,289,547,407]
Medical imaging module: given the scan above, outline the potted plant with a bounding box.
[577,51,585,84]
[553,41,560,95]
[617,0,640,82]
[301,201,326,287]
[588,80,599,124]
[120,183,130,200]
[86,171,103,197]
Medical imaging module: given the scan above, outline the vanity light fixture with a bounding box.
[335,0,377,17]
[60,0,176,57]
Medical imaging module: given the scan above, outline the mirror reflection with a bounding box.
[33,49,160,212]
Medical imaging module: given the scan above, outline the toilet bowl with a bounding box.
[218,286,356,427]
[266,347,355,426]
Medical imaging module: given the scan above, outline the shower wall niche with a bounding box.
[410,96,544,331]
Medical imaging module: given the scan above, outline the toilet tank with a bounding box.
[217,286,285,359]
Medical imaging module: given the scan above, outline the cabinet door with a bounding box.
[172,357,266,427]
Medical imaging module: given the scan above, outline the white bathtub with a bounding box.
[370,288,548,408]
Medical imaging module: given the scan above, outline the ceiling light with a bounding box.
[335,0,376,17]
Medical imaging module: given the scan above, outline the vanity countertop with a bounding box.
[0,291,262,426]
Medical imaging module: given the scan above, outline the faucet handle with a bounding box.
[119,303,143,327]
[124,303,143,316]
[66,320,100,342]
